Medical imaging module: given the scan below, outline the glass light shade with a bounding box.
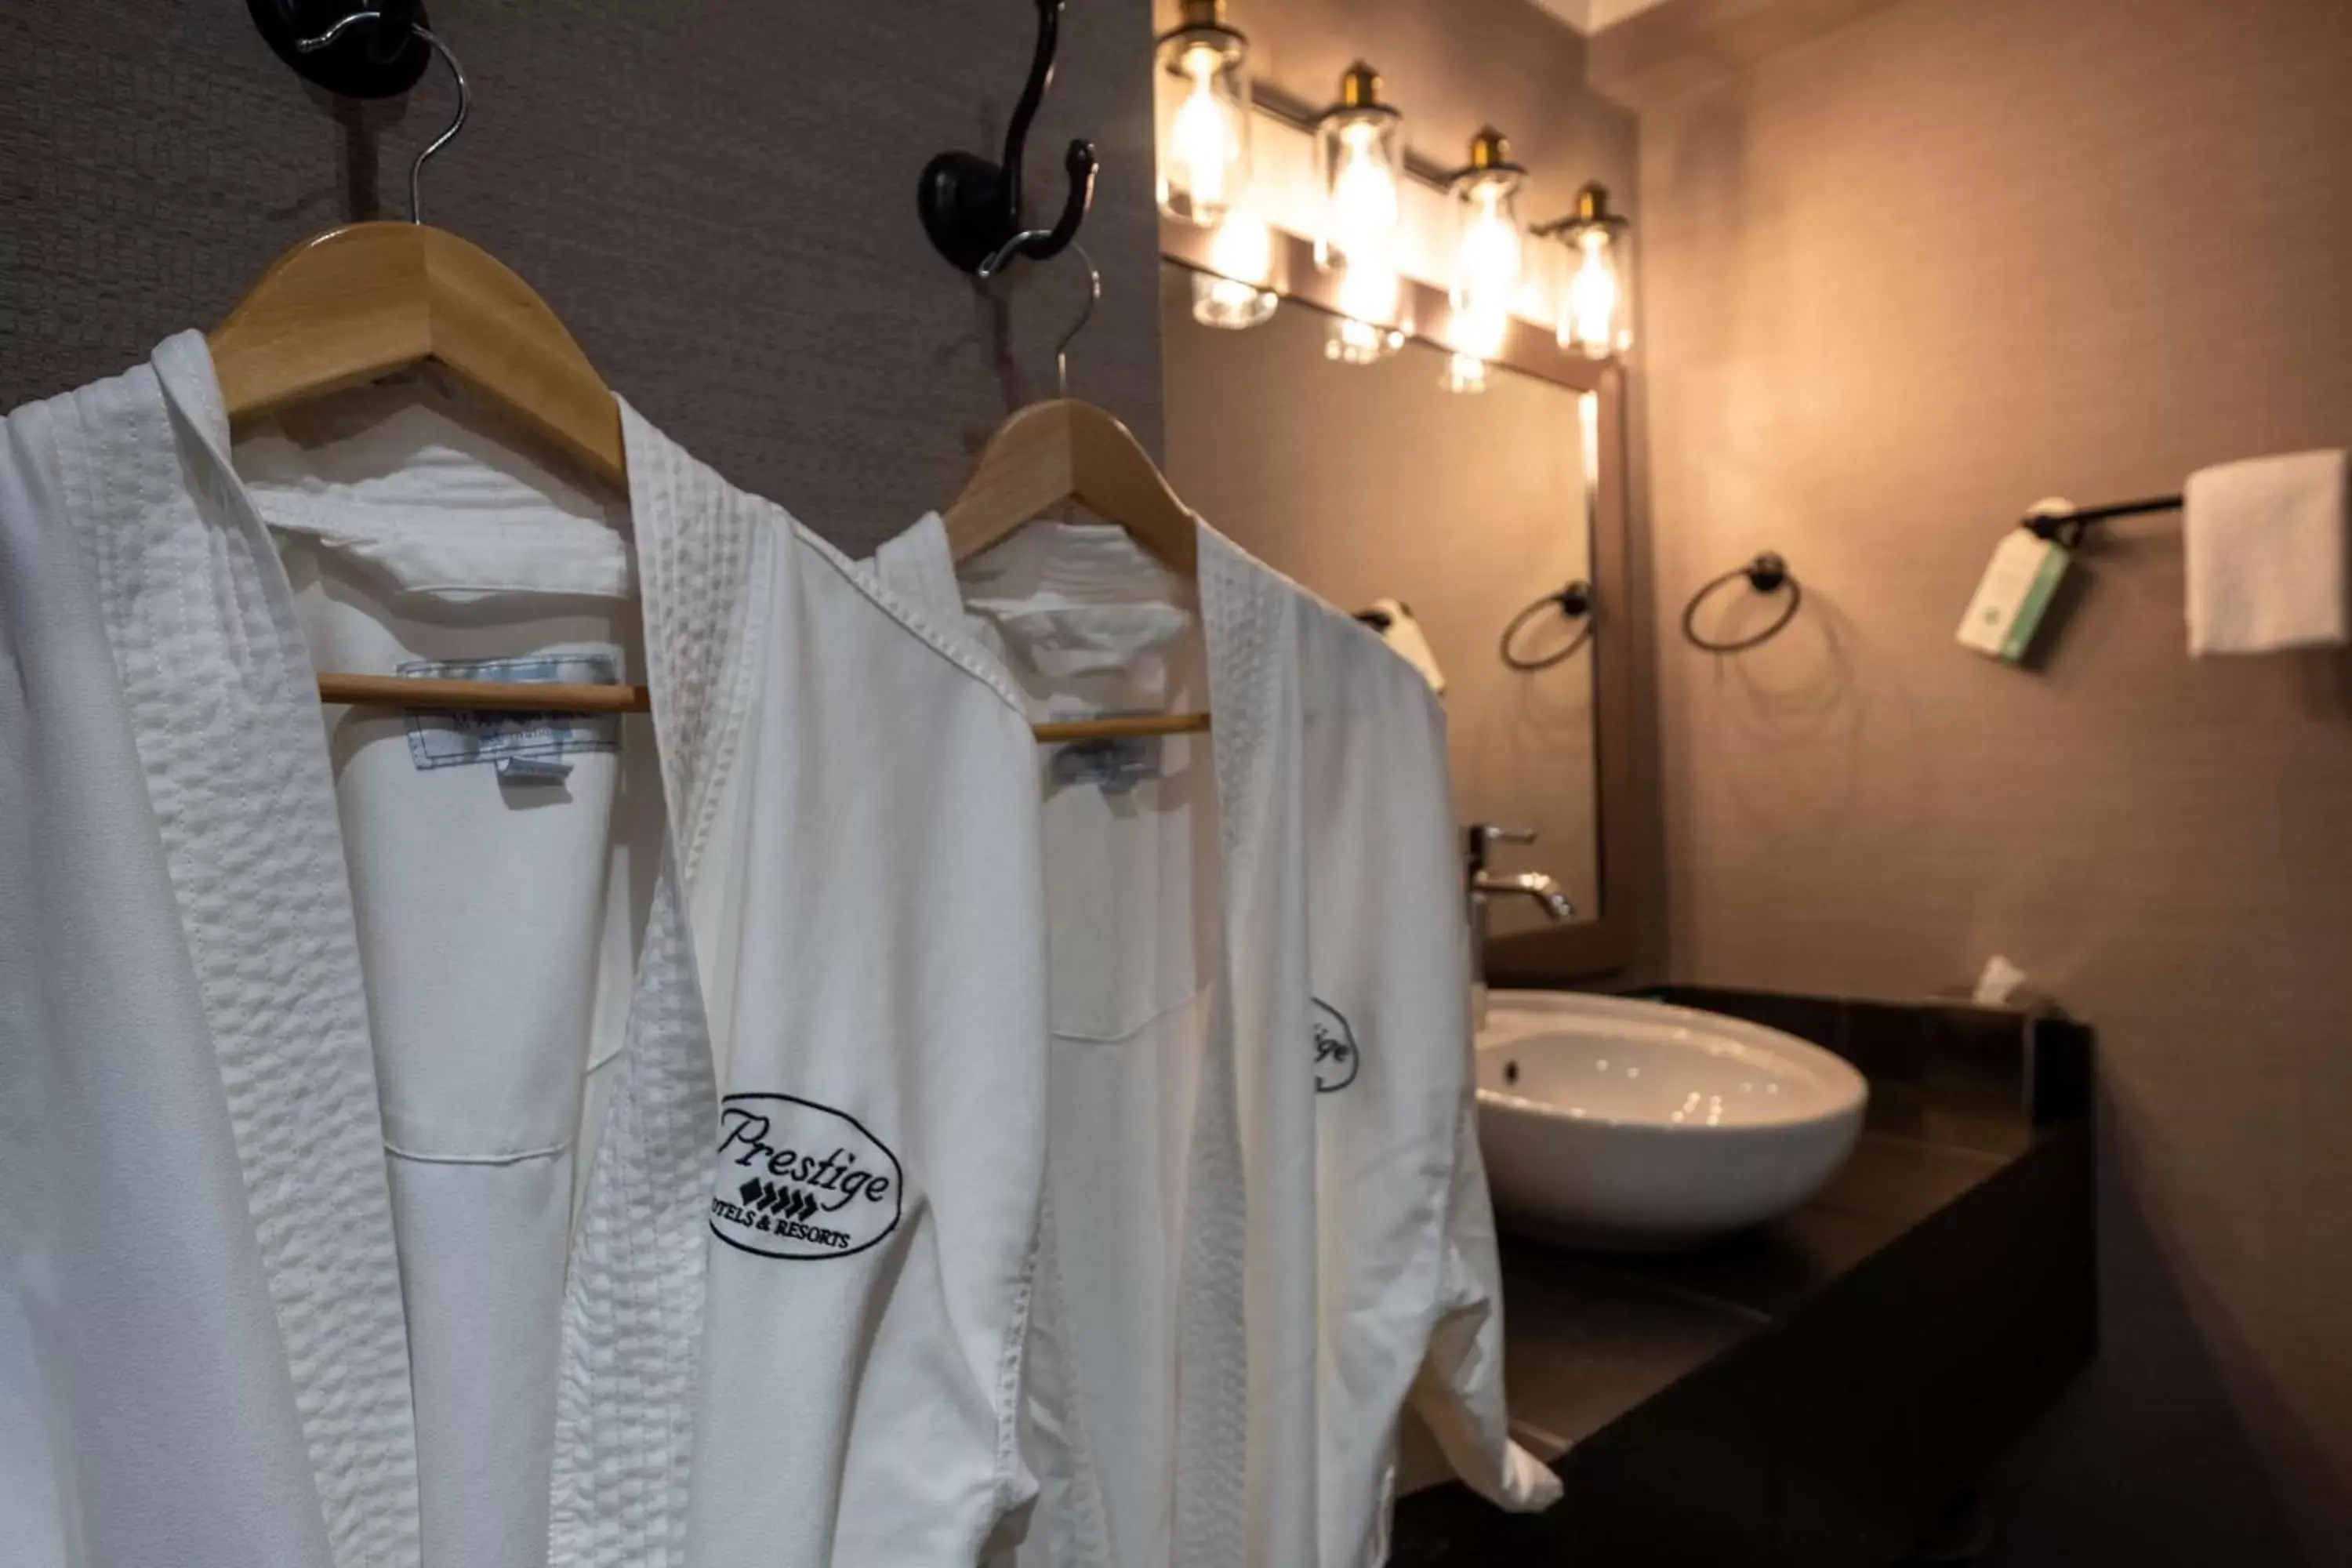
[1192,212,1279,330]
[1155,20,1251,227]
[1554,188,1634,360]
[1314,107,1403,278]
[1449,169,1525,327]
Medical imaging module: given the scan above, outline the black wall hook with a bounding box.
[249,0,431,96]
[919,0,1098,274]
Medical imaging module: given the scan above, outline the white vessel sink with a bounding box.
[1476,990,1867,1250]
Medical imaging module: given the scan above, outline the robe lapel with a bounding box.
[1190,524,1320,1567]
[550,405,770,1568]
[114,333,424,1568]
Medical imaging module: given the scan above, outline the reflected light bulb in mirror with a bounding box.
[1443,352,1490,394]
[1192,212,1278,330]
[1327,263,1406,364]
[1443,303,1508,393]
[1327,314,1406,365]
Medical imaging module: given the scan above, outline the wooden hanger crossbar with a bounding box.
[316,671,1209,741]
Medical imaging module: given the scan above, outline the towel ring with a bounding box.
[1500,580,1595,671]
[1681,553,1802,653]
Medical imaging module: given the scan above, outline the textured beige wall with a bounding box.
[1638,0,2352,1558]
[0,0,1162,556]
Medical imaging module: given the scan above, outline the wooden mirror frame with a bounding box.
[1162,216,1642,978]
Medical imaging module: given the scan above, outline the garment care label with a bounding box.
[400,652,622,782]
[1956,528,2071,662]
[1048,723,1164,793]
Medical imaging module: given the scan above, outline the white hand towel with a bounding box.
[2185,448,2349,656]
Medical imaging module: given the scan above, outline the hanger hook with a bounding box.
[979,232,1099,399]
[299,12,470,226]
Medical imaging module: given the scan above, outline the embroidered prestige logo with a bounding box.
[709,1094,904,1260]
[1312,999,1360,1094]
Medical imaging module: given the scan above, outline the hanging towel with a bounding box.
[2185,448,2349,655]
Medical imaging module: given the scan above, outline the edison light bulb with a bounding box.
[1156,2,1251,227]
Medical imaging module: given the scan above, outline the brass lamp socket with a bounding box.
[1162,0,1247,54]
[1452,125,1526,191]
[1544,181,1631,240]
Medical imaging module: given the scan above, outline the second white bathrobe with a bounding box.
[870,514,1559,1568]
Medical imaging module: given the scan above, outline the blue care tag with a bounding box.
[401,653,622,782]
[1048,733,1163,793]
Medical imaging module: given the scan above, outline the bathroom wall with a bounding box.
[0,0,1162,555]
[1635,0,2352,1559]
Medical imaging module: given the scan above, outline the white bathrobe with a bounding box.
[0,335,1052,1568]
[867,514,1559,1568]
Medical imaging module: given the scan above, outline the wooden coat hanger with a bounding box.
[942,237,1210,743]
[217,14,648,717]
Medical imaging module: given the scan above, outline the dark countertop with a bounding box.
[1497,1130,2022,1459]
[1393,987,2098,1568]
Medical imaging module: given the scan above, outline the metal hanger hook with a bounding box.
[299,13,470,226]
[979,231,1099,399]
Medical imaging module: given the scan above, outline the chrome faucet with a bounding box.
[1466,825,1576,1031]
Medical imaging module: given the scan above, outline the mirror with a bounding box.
[1159,255,1636,973]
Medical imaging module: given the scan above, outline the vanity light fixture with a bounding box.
[1156,0,1253,227]
[1541,182,1633,360]
[1315,60,1410,363]
[1443,126,1525,391]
